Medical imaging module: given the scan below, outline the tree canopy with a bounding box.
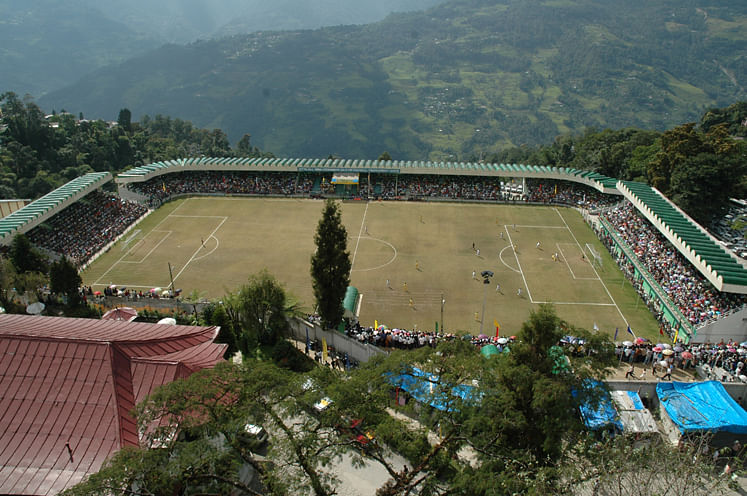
[310,200,351,330]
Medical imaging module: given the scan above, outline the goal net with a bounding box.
[585,243,603,270]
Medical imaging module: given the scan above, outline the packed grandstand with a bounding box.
[2,159,745,346]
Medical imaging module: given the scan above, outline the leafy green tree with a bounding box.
[61,361,347,496]
[116,108,132,132]
[9,233,47,274]
[201,302,238,357]
[230,270,290,351]
[310,200,351,330]
[49,256,82,305]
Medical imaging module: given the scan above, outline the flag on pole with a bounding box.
[659,325,664,336]
[375,319,378,330]
[673,328,679,345]
[614,327,618,341]
[554,184,557,195]
[494,319,500,337]
[435,321,439,332]
[162,182,166,192]
[626,325,635,338]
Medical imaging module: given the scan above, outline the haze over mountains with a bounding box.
[8,0,747,161]
[1,0,444,96]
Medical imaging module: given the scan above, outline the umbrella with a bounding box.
[740,341,747,347]
[622,340,633,347]
[157,317,177,325]
[151,287,162,293]
[681,351,693,359]
[635,337,647,344]
[109,284,117,289]
[477,333,489,340]
[462,334,473,341]
[662,349,674,356]
[653,346,663,352]
[94,291,102,296]
[26,302,45,315]
[659,360,669,368]
[662,344,672,350]
[102,307,138,322]
[497,337,508,345]
[673,346,684,352]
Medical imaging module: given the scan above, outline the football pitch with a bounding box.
[82,197,660,340]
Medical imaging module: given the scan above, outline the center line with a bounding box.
[351,201,370,269]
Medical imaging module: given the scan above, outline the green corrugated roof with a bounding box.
[622,181,747,287]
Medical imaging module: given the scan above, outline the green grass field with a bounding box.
[82,197,660,341]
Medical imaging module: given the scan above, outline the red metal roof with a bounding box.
[0,314,225,495]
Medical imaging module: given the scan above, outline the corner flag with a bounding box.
[626,325,635,338]
[494,319,500,337]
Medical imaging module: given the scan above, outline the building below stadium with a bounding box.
[0,314,226,495]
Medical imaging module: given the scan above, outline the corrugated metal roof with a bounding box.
[0,315,224,495]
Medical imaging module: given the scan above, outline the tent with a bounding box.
[610,390,658,435]
[574,380,623,433]
[480,344,499,358]
[656,381,747,434]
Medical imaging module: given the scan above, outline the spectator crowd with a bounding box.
[27,191,148,267]
[601,202,745,330]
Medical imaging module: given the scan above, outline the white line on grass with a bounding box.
[350,201,370,269]
[350,237,397,272]
[504,229,532,301]
[170,217,228,284]
[556,243,576,279]
[554,208,628,325]
[192,235,220,261]
[499,245,521,273]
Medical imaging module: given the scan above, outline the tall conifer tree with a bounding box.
[310,200,351,330]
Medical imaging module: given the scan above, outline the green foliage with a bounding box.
[9,233,48,274]
[227,270,291,352]
[0,92,269,200]
[310,200,351,330]
[36,1,747,159]
[49,257,82,305]
[201,302,238,357]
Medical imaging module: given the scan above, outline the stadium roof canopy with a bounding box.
[0,172,112,246]
[115,156,621,193]
[0,314,225,496]
[618,181,747,293]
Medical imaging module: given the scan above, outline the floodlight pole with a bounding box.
[480,273,492,335]
[168,262,175,296]
[440,292,445,334]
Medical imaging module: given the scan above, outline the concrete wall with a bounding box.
[287,318,387,364]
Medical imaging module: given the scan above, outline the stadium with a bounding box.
[1,157,746,345]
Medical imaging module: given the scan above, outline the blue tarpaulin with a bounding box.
[657,381,747,434]
[574,380,623,432]
[387,367,479,411]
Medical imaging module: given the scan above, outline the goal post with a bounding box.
[585,243,603,270]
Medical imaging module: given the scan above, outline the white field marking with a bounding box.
[192,235,220,261]
[170,217,228,284]
[504,227,533,301]
[94,202,193,285]
[514,225,567,229]
[118,231,173,264]
[556,242,597,281]
[554,208,628,325]
[350,237,398,272]
[91,284,169,289]
[122,229,141,247]
[169,215,229,219]
[532,301,618,306]
[94,231,172,284]
[499,245,521,273]
[350,201,370,269]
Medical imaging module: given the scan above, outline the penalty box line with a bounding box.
[553,208,628,325]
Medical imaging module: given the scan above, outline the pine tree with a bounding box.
[310,200,351,330]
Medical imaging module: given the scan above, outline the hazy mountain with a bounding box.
[1,0,444,97]
[39,0,747,160]
[0,0,156,97]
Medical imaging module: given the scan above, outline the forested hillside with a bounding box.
[39,0,746,160]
